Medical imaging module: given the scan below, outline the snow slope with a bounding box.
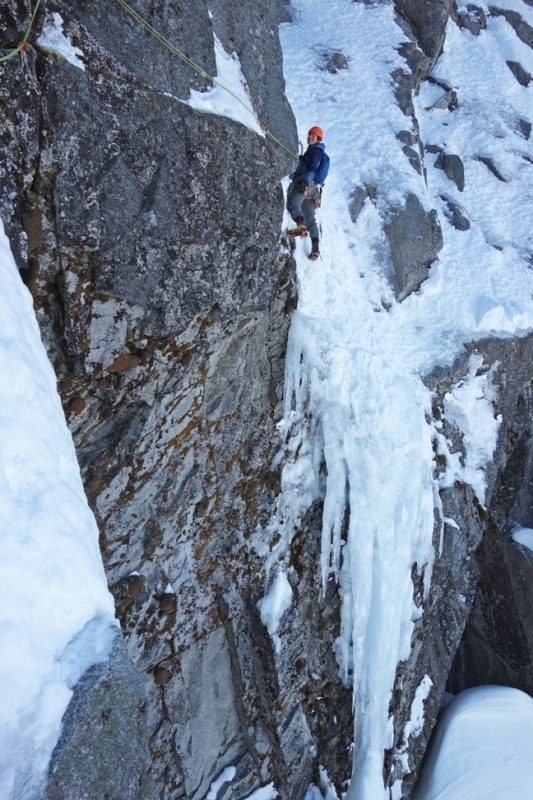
[271,0,533,797]
[0,222,117,799]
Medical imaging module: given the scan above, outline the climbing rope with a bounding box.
[0,0,298,160]
[112,0,299,161]
[0,0,41,63]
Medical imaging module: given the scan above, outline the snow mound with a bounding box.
[415,686,533,800]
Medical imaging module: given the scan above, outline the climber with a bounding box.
[287,125,330,261]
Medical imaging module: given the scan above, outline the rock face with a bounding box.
[2,0,354,795]
[45,632,158,800]
[384,193,443,301]
[394,0,454,75]
[381,0,453,300]
[448,339,533,696]
[434,152,465,192]
[1,0,332,797]
[453,4,487,37]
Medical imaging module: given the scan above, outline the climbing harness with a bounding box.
[303,181,323,208]
[0,0,41,63]
[112,0,299,161]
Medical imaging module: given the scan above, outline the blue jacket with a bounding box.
[294,142,326,185]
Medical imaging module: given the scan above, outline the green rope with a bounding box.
[0,0,41,63]
[113,0,299,161]
[0,0,298,160]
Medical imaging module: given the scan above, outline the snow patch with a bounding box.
[244,782,278,800]
[442,355,501,502]
[257,571,293,652]
[403,675,433,743]
[512,526,533,553]
[187,34,264,136]
[206,766,236,800]
[473,295,533,334]
[37,12,85,71]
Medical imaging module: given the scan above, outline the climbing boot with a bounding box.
[309,238,320,261]
[287,222,308,237]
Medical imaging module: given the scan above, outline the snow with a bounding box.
[306,767,340,800]
[257,570,293,652]
[0,222,117,799]
[512,526,533,553]
[4,0,533,796]
[396,676,434,776]
[441,354,501,502]
[244,782,278,800]
[37,12,86,71]
[273,0,533,797]
[403,675,434,743]
[414,686,533,800]
[206,765,236,799]
[187,34,265,136]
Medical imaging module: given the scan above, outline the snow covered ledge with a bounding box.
[0,222,153,798]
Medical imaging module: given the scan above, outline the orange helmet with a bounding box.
[308,125,324,140]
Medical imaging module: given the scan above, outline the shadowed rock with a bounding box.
[476,155,508,182]
[348,184,377,223]
[435,152,465,191]
[321,50,350,73]
[448,337,533,697]
[395,0,454,73]
[516,118,532,140]
[440,195,471,231]
[44,631,158,800]
[384,192,443,300]
[453,3,487,35]
[507,60,532,86]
